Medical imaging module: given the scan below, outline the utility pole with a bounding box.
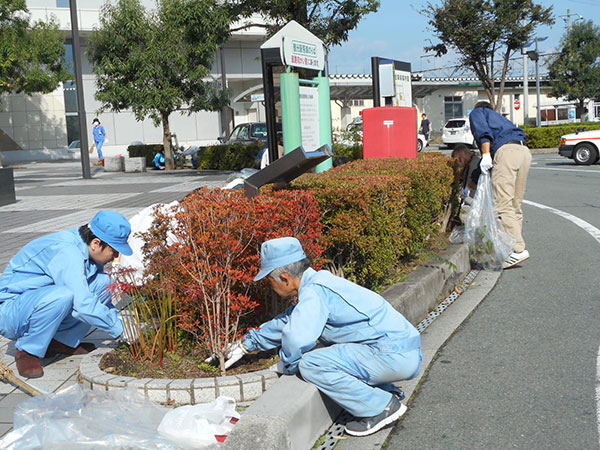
[69,0,91,179]
[522,20,529,126]
[559,9,583,34]
[535,38,541,127]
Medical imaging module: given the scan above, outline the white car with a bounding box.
[418,133,427,152]
[442,118,475,148]
[559,129,600,165]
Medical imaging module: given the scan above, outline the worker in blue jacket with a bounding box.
[92,118,107,166]
[221,237,422,437]
[0,210,134,378]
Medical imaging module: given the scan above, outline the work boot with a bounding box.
[44,339,96,358]
[344,395,407,437]
[15,349,43,378]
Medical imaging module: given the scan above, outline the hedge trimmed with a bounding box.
[128,144,164,167]
[333,143,363,161]
[291,153,459,289]
[195,143,262,171]
[524,122,600,149]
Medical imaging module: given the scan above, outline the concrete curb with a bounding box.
[79,347,279,405]
[223,244,471,450]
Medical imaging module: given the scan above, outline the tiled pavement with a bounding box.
[0,160,230,437]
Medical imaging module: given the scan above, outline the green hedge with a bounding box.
[291,153,459,289]
[524,122,600,149]
[128,144,163,167]
[333,143,363,161]
[195,143,262,171]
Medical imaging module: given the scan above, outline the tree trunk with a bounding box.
[578,99,586,121]
[162,111,175,171]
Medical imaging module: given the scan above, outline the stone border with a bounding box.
[79,348,279,405]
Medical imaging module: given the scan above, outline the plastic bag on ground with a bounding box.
[158,397,240,450]
[0,385,240,450]
[463,173,516,270]
[0,384,175,449]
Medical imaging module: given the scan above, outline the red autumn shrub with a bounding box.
[141,188,323,374]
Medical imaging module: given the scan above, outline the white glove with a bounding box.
[205,341,248,368]
[480,153,493,174]
[269,360,286,374]
[460,187,470,199]
[224,341,248,369]
[119,310,142,345]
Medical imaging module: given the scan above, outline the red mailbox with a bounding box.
[362,106,417,159]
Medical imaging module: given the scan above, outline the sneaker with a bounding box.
[344,395,407,437]
[15,349,43,378]
[503,250,530,269]
[44,339,96,358]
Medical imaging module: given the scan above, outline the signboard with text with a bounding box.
[299,86,321,151]
[372,58,412,107]
[283,37,325,71]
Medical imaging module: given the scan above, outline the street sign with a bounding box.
[251,94,265,102]
[514,99,521,110]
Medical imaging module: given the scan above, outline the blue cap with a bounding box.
[254,237,307,281]
[89,210,133,256]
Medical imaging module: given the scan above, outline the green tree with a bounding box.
[548,20,600,120]
[424,0,554,111]
[87,0,231,170]
[229,0,380,47]
[0,0,69,97]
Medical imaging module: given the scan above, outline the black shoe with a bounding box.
[344,395,407,437]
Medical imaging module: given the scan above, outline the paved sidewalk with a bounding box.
[0,160,230,437]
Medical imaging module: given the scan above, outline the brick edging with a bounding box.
[79,347,278,405]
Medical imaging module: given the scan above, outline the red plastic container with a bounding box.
[362,106,417,159]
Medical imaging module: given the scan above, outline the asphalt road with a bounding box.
[386,154,600,449]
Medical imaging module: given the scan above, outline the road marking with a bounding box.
[531,167,600,174]
[523,199,600,446]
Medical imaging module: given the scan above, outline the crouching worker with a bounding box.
[224,237,422,437]
[0,211,135,378]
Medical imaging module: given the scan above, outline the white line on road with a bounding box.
[531,167,600,174]
[523,199,600,446]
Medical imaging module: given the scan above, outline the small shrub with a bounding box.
[333,143,363,161]
[141,188,323,374]
[195,143,262,170]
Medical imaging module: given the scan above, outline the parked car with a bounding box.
[442,118,475,148]
[346,116,363,131]
[219,122,269,145]
[68,140,80,151]
[417,133,427,152]
[559,129,600,165]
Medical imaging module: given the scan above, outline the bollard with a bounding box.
[104,156,125,172]
[124,157,146,173]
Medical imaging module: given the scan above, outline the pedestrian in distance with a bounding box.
[92,118,107,166]
[0,210,138,378]
[215,237,423,437]
[469,101,532,268]
[420,113,432,141]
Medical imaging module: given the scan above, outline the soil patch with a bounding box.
[100,345,279,378]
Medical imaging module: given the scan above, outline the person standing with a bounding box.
[217,237,422,437]
[0,210,136,377]
[420,113,431,141]
[469,101,532,268]
[92,118,107,166]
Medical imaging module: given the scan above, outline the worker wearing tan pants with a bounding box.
[492,143,532,254]
[469,101,532,268]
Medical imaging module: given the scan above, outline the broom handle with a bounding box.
[0,360,43,397]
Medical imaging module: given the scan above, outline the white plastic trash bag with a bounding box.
[463,173,516,270]
[0,384,176,449]
[158,396,240,450]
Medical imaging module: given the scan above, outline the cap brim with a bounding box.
[253,268,272,282]
[111,242,133,256]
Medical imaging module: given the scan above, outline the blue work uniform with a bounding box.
[469,108,526,157]
[92,125,106,160]
[243,268,422,417]
[0,229,124,358]
[153,152,165,169]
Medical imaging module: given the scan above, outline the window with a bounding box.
[250,123,267,139]
[237,125,249,140]
[444,96,463,121]
[56,0,69,7]
[557,108,569,121]
[350,99,364,107]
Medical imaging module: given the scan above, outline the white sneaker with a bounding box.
[503,250,530,269]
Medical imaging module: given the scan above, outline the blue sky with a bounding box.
[328,0,600,75]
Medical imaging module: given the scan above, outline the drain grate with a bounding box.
[317,270,480,450]
[416,269,479,333]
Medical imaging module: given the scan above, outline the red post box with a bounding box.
[362,106,417,159]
